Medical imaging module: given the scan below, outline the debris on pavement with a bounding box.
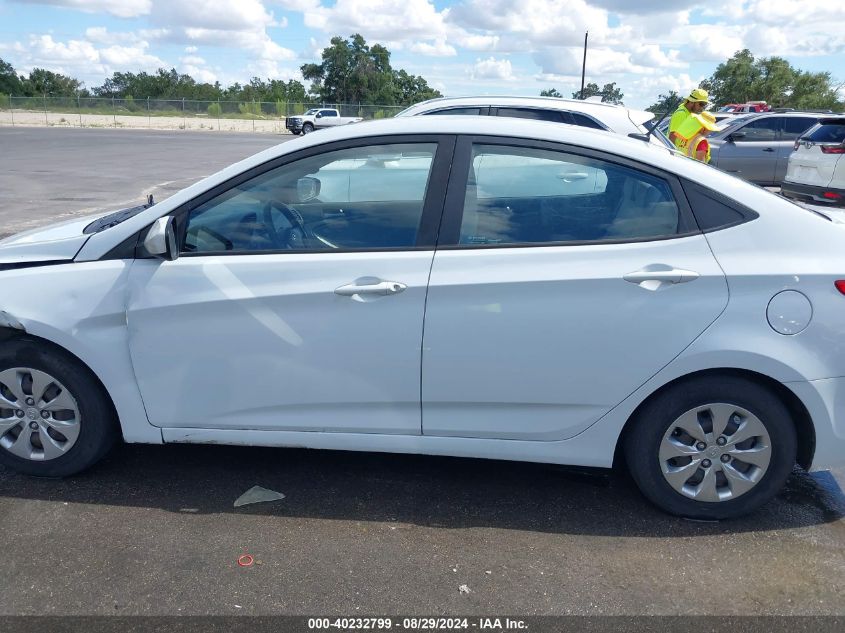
[459,584,471,594]
[234,485,286,508]
[237,554,255,567]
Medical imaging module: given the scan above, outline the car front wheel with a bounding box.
[302,123,314,134]
[0,338,118,477]
[624,376,797,520]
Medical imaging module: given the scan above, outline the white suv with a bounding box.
[782,116,845,207]
[395,96,671,148]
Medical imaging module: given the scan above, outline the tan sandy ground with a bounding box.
[0,109,291,133]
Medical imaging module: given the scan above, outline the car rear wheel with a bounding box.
[624,376,797,520]
[0,339,118,477]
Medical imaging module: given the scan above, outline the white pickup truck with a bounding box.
[285,108,363,135]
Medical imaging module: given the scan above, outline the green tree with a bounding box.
[572,81,624,104]
[0,58,23,95]
[302,34,440,105]
[646,91,681,114]
[392,69,440,106]
[22,68,82,97]
[706,49,844,110]
[540,88,562,97]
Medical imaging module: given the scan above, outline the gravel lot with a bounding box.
[0,127,843,618]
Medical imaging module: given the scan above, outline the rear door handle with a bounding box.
[335,280,407,297]
[762,148,775,152]
[624,268,700,290]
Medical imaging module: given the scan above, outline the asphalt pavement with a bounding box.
[0,127,287,236]
[0,127,843,617]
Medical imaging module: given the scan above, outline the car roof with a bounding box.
[396,95,653,129]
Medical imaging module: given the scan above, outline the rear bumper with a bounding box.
[781,181,845,207]
[787,377,845,470]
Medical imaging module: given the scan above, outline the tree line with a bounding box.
[647,49,843,113]
[0,34,441,107]
[540,50,842,113]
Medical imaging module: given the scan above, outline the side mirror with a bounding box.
[729,131,746,142]
[142,216,179,261]
[315,112,323,119]
[297,176,321,202]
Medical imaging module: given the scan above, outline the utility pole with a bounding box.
[580,31,588,100]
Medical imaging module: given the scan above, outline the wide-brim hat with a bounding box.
[697,111,721,132]
[686,88,709,103]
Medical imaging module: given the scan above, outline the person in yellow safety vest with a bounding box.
[668,88,709,147]
[675,112,721,163]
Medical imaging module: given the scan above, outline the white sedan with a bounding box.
[2,116,844,520]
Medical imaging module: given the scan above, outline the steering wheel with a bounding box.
[262,200,311,249]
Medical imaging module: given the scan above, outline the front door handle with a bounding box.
[335,280,407,297]
[624,268,699,290]
[762,147,775,152]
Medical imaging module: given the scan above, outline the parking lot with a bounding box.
[0,127,844,617]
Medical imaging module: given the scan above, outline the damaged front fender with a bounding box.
[0,311,25,331]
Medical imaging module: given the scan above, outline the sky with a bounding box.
[0,0,843,109]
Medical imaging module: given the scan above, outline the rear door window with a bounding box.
[781,117,818,140]
[568,112,606,130]
[494,108,565,123]
[424,107,486,116]
[457,144,685,245]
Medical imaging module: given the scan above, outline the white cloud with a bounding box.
[471,57,516,81]
[7,34,167,87]
[152,0,275,31]
[534,46,671,77]
[15,0,152,18]
[681,24,746,61]
[447,0,615,48]
[590,0,699,11]
[184,46,198,53]
[84,27,141,45]
[629,44,684,69]
[304,0,449,42]
[626,73,704,108]
[271,0,320,9]
[449,31,499,52]
[409,40,457,57]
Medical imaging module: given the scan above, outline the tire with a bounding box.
[0,338,118,477]
[624,376,796,520]
[302,123,314,134]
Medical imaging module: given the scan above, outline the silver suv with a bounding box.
[708,112,832,185]
[395,96,671,148]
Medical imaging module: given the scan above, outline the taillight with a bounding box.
[836,281,845,295]
[821,145,845,154]
[794,140,800,151]
[823,191,843,200]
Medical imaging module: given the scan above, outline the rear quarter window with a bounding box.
[682,181,758,232]
[804,121,845,143]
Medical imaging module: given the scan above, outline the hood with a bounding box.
[0,207,128,265]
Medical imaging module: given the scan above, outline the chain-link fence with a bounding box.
[0,95,405,132]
